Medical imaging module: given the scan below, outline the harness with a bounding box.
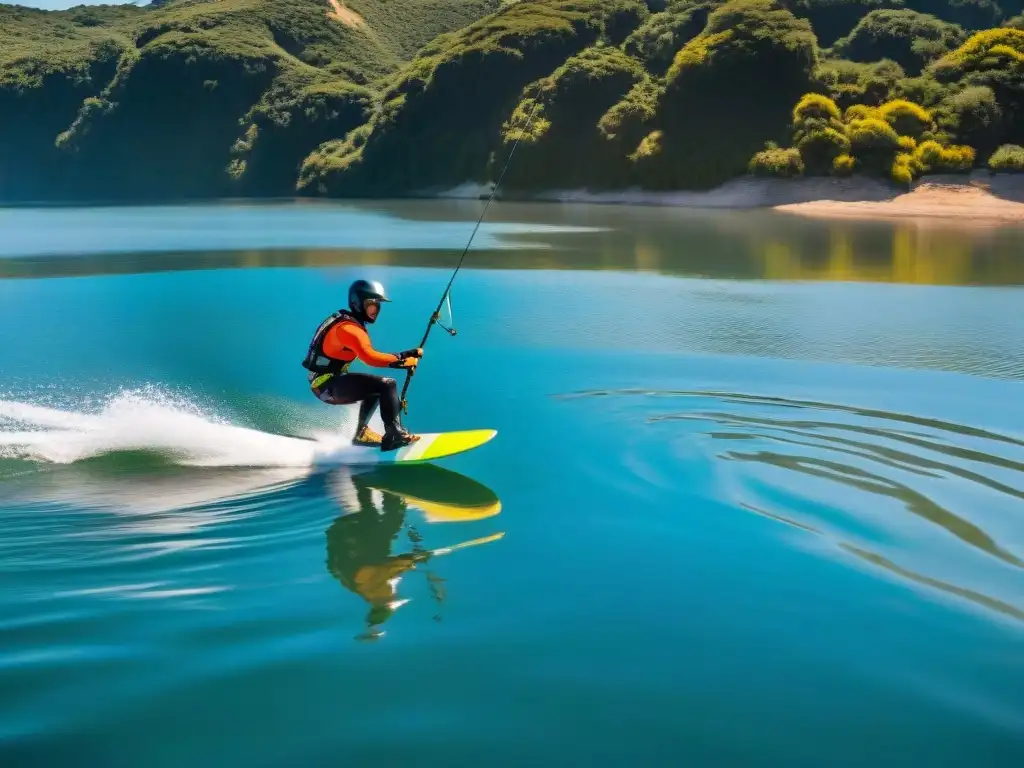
[302,308,364,390]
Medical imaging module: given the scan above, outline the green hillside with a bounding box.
[1,0,1023,202]
[0,0,501,201]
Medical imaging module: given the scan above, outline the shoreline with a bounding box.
[428,171,1024,225]
[774,177,1024,225]
[3,173,1024,225]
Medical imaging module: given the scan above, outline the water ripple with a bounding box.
[559,388,1024,625]
[0,454,506,745]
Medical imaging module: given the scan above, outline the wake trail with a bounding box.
[0,387,364,469]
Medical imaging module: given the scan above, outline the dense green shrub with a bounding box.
[749,146,805,176]
[623,1,720,74]
[890,73,954,106]
[831,10,966,75]
[936,84,1004,157]
[753,85,975,183]
[848,116,902,151]
[844,114,906,175]
[300,0,648,195]
[902,0,1003,31]
[930,28,1024,79]
[780,0,905,47]
[814,58,908,108]
[229,75,374,195]
[639,0,819,189]
[597,77,663,157]
[797,127,853,170]
[876,98,934,135]
[790,93,850,169]
[914,138,976,170]
[497,46,650,189]
[890,150,918,182]
[988,143,1024,170]
[929,28,1024,147]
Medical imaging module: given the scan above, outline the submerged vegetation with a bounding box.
[1,0,1023,202]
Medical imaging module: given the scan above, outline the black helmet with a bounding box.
[348,279,391,323]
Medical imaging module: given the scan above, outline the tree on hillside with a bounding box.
[930,28,1024,147]
[902,0,1003,30]
[632,0,819,189]
[299,0,650,195]
[832,10,967,75]
[780,0,905,47]
[623,1,721,75]
[498,47,651,189]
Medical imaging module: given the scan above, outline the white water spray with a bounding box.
[0,386,373,469]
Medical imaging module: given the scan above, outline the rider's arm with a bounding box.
[335,323,401,368]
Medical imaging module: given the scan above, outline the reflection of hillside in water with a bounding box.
[749,224,1024,286]
[3,203,1024,286]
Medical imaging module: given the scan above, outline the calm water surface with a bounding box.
[1,200,1023,766]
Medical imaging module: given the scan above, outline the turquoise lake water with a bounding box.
[1,200,1023,765]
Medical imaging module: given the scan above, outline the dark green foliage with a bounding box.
[914,137,976,170]
[0,0,502,201]
[57,40,280,200]
[299,0,649,196]
[498,47,650,189]
[604,0,653,42]
[780,0,905,47]
[890,72,953,105]
[796,127,852,169]
[902,0,1003,30]
[876,97,934,135]
[930,29,1024,146]
[937,84,1004,157]
[832,10,966,75]
[813,58,907,109]
[0,5,130,200]
[597,77,663,158]
[230,74,375,195]
[634,0,819,189]
[623,1,720,74]
[6,0,1024,201]
[783,0,1007,44]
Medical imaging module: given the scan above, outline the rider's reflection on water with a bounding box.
[323,465,503,641]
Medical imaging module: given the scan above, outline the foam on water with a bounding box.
[0,386,364,469]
